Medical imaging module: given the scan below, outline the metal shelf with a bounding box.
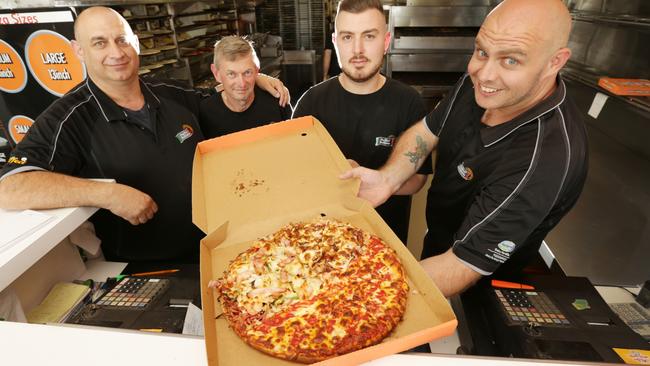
[562,63,650,114]
[571,12,650,28]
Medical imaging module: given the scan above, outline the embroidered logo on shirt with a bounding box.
[457,162,474,180]
[7,156,27,165]
[497,240,516,253]
[486,240,516,263]
[175,124,194,143]
[375,135,395,147]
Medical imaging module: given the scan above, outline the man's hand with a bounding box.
[339,167,394,207]
[256,73,290,106]
[106,183,158,225]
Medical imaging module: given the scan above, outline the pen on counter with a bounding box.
[491,279,535,290]
[115,269,180,280]
[131,269,180,277]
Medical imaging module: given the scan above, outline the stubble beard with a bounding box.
[341,60,382,83]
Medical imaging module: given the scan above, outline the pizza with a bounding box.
[210,219,409,363]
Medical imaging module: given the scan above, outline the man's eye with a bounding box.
[365,34,375,40]
[93,41,105,47]
[342,35,351,41]
[505,57,518,66]
[477,49,487,57]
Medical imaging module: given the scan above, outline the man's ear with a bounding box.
[71,40,84,62]
[384,31,391,55]
[132,35,140,55]
[548,47,571,75]
[210,64,222,83]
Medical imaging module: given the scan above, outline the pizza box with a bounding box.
[192,116,457,366]
[598,77,650,96]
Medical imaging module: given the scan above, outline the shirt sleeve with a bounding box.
[0,112,84,180]
[450,123,569,274]
[424,74,471,137]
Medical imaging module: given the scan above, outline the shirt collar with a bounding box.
[480,75,567,147]
[86,77,161,123]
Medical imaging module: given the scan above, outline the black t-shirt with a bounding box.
[325,36,341,77]
[292,77,431,242]
[0,78,209,263]
[423,74,588,276]
[199,86,292,138]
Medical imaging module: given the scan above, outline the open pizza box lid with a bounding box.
[192,116,457,366]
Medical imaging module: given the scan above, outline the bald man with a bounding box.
[342,0,588,297]
[0,7,287,263]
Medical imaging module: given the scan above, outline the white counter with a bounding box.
[0,206,98,292]
[0,321,597,366]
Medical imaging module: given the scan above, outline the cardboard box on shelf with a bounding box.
[598,77,650,96]
[192,117,457,366]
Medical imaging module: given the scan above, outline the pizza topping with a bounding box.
[213,219,409,363]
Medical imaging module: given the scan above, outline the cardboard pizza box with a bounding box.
[598,77,650,96]
[192,116,457,366]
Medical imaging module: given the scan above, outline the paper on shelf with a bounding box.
[26,282,90,324]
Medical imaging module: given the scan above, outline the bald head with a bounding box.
[74,7,134,42]
[71,6,140,90]
[484,0,571,55]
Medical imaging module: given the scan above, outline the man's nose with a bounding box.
[107,41,127,58]
[353,36,364,55]
[476,59,498,83]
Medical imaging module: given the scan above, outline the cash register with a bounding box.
[464,275,649,362]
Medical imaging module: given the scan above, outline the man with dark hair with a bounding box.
[293,0,430,244]
[0,7,288,263]
[200,36,291,138]
[342,0,588,297]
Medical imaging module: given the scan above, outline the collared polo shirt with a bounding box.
[423,74,588,276]
[1,78,209,262]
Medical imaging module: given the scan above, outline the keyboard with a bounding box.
[95,277,170,309]
[610,302,650,340]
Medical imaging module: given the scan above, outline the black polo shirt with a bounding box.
[0,78,209,263]
[423,74,588,276]
[292,76,431,243]
[199,86,292,138]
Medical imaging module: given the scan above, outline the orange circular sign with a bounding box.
[8,115,34,144]
[0,40,28,93]
[25,30,86,97]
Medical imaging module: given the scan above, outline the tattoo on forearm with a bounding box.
[403,135,428,170]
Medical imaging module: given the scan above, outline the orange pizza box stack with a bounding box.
[598,77,650,96]
[192,116,457,366]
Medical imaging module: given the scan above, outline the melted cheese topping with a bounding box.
[214,219,409,362]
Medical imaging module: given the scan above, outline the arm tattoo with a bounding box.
[403,135,428,170]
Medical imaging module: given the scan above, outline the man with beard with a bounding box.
[292,0,430,244]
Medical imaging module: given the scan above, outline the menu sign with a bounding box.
[25,30,86,97]
[0,8,81,156]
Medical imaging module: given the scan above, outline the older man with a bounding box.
[0,7,287,263]
[342,0,588,297]
[199,36,291,138]
[293,0,430,244]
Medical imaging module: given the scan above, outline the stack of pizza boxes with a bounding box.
[192,117,457,365]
